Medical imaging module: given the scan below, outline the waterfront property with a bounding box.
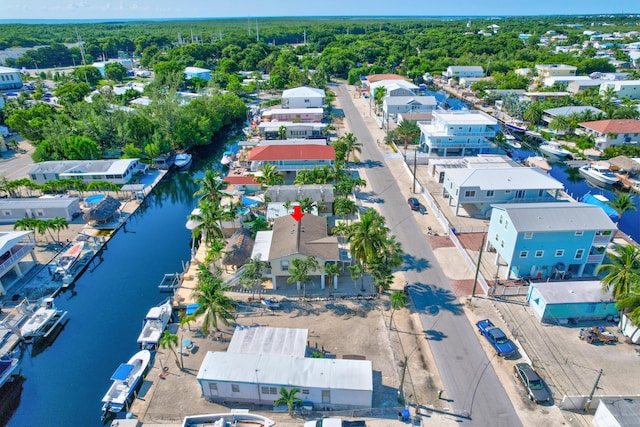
[418,110,499,157]
[524,91,570,102]
[0,230,37,295]
[0,66,23,90]
[487,202,617,280]
[247,143,334,175]
[599,80,640,100]
[542,106,605,125]
[197,326,373,409]
[441,167,563,218]
[281,86,325,109]
[578,119,640,151]
[0,197,81,223]
[28,159,144,185]
[382,96,437,124]
[251,213,339,289]
[262,108,324,123]
[443,65,484,78]
[527,281,618,324]
[542,76,592,88]
[257,121,327,140]
[223,174,261,193]
[369,79,418,97]
[265,184,334,214]
[184,66,211,81]
[567,79,604,94]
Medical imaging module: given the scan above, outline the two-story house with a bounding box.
[442,168,563,217]
[281,86,325,109]
[542,106,605,125]
[443,66,484,79]
[487,202,617,280]
[578,119,640,150]
[599,80,640,100]
[257,121,327,140]
[418,110,499,157]
[382,96,437,125]
[247,142,335,176]
[262,108,324,123]
[535,64,578,79]
[0,230,37,294]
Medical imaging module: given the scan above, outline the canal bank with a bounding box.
[3,141,232,427]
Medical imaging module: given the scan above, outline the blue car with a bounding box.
[408,197,420,211]
[476,319,517,357]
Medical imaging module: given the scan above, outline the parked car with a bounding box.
[476,319,517,357]
[407,197,420,211]
[514,363,551,403]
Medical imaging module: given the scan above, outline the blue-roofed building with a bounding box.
[487,202,617,280]
[184,66,211,81]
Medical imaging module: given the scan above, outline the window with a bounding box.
[302,389,310,395]
[486,190,494,197]
[575,230,583,236]
[280,260,289,271]
[261,386,278,395]
[464,190,476,197]
[504,220,509,230]
[575,249,584,259]
[208,383,218,395]
[495,233,499,242]
[500,240,504,248]
[524,232,533,239]
[321,390,331,403]
[555,249,564,257]
[535,250,544,258]
[3,210,11,216]
[231,384,240,393]
[515,190,525,199]
[519,251,528,258]
[499,214,503,224]
[36,210,45,217]
[538,190,545,197]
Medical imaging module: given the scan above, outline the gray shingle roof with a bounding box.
[268,214,339,261]
[493,202,617,232]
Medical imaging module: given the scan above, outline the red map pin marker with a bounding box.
[291,205,304,222]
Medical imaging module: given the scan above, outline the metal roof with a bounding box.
[197,352,373,392]
[432,110,497,125]
[282,86,325,98]
[383,96,437,106]
[543,106,604,117]
[445,167,563,191]
[227,326,308,357]
[0,197,79,209]
[0,230,33,254]
[492,202,617,232]
[531,281,613,304]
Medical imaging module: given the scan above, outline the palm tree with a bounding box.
[159,330,182,369]
[194,170,228,205]
[189,201,225,246]
[347,208,388,291]
[616,283,640,325]
[343,133,362,164]
[239,256,269,299]
[395,120,420,151]
[273,387,302,416]
[50,217,69,243]
[334,197,358,226]
[179,313,196,332]
[607,193,636,227]
[373,86,387,115]
[255,163,284,187]
[192,264,235,335]
[596,244,640,299]
[389,290,408,328]
[287,256,320,296]
[324,262,341,289]
[549,115,570,135]
[278,125,287,140]
[347,263,362,290]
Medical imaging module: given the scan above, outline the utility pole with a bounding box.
[412,150,417,193]
[471,236,485,298]
[398,356,408,404]
[585,369,603,412]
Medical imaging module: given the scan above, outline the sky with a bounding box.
[2,0,640,21]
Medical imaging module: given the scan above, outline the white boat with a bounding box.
[55,241,84,275]
[579,163,620,186]
[220,151,235,167]
[539,142,572,160]
[182,413,276,427]
[137,299,173,349]
[0,350,20,389]
[504,134,521,149]
[101,349,151,416]
[19,297,67,340]
[505,120,526,133]
[261,299,280,309]
[174,153,193,168]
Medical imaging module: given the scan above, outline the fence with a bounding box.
[490,285,530,297]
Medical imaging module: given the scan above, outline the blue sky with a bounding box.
[3,0,639,20]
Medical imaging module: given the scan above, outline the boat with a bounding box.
[137,299,173,349]
[260,299,280,309]
[504,134,521,149]
[220,151,235,168]
[54,242,84,275]
[505,120,526,133]
[539,141,572,161]
[174,153,193,168]
[19,298,67,340]
[579,163,620,186]
[0,350,20,389]
[182,413,276,427]
[101,349,151,417]
[582,193,620,223]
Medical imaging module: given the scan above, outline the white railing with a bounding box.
[0,244,34,276]
[593,235,611,245]
[587,254,604,263]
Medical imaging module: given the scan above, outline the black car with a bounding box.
[407,197,420,211]
[514,363,551,404]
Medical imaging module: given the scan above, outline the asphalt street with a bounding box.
[335,83,522,427]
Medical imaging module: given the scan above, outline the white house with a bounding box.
[535,64,577,79]
[578,119,640,151]
[566,79,603,94]
[28,159,143,185]
[443,66,484,78]
[0,197,81,223]
[542,106,605,124]
[441,167,563,217]
[369,80,418,97]
[0,230,37,294]
[0,66,23,90]
[418,110,499,157]
[262,108,324,123]
[184,66,211,81]
[542,76,592,88]
[382,96,437,124]
[593,398,640,427]
[599,80,640,100]
[257,121,327,140]
[281,86,325,109]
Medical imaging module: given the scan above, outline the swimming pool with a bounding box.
[85,194,105,206]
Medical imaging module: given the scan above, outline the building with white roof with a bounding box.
[257,121,327,140]
[443,66,484,78]
[197,326,373,409]
[542,106,605,124]
[281,86,325,109]
[28,159,143,185]
[0,197,81,223]
[369,79,418,97]
[599,80,640,100]
[442,167,563,217]
[535,64,578,79]
[418,110,499,157]
[0,66,23,90]
[542,76,592,88]
[262,108,324,123]
[184,66,211,81]
[487,202,617,280]
[382,96,437,123]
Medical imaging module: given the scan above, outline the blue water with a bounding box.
[85,194,106,205]
[510,146,640,242]
[4,141,232,427]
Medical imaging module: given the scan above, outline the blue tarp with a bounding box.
[242,195,262,206]
[111,363,134,381]
[582,194,619,223]
[186,303,199,316]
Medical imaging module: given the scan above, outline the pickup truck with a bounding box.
[476,319,517,357]
[304,419,366,427]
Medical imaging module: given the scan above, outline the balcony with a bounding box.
[0,244,35,276]
[587,254,604,263]
[592,234,611,245]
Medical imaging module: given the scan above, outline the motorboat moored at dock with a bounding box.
[0,349,20,389]
[19,298,68,340]
[579,163,621,186]
[539,141,572,161]
[137,299,172,349]
[54,242,84,275]
[174,153,193,169]
[182,412,276,427]
[220,151,235,168]
[101,349,151,418]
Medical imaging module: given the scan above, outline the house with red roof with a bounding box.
[247,143,335,175]
[223,174,261,192]
[578,119,640,151]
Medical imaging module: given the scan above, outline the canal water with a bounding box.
[510,145,640,243]
[3,140,233,427]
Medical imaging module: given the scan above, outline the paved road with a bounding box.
[335,84,522,427]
